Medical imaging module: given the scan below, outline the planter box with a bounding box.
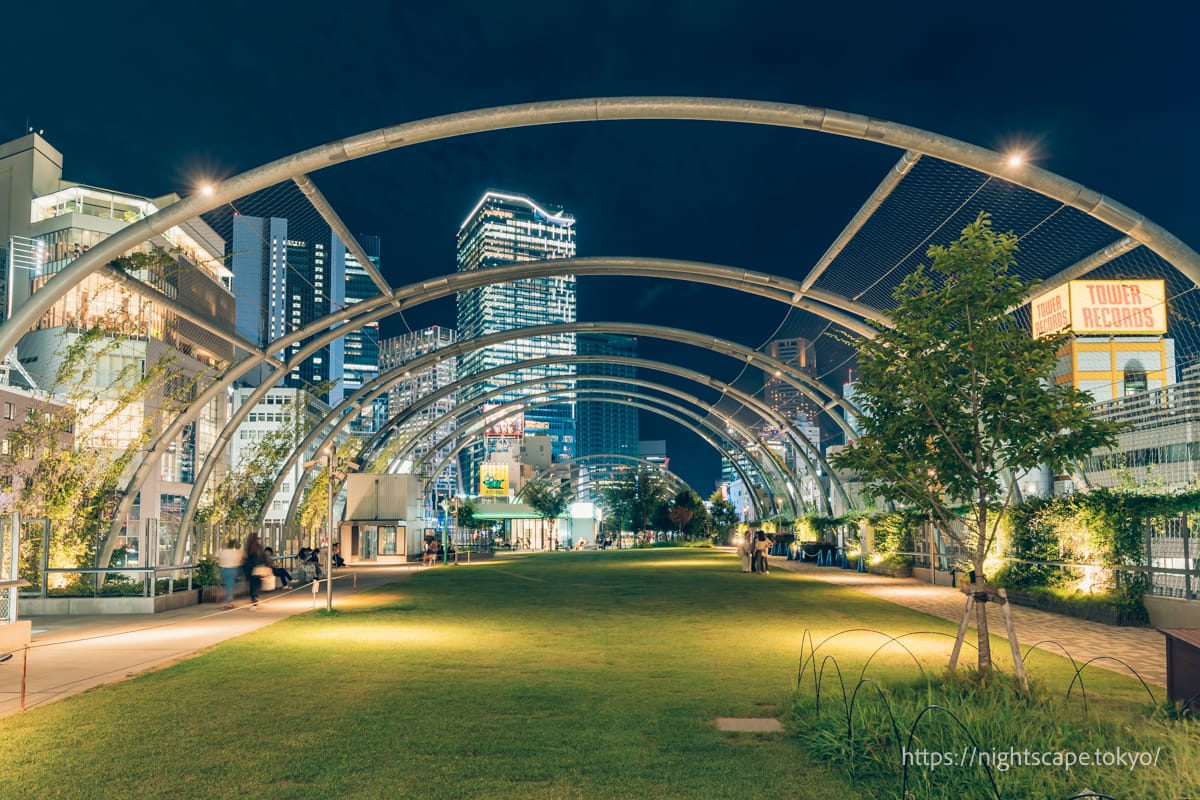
[200,579,248,603]
[868,565,912,578]
[21,591,200,615]
[1003,587,1149,627]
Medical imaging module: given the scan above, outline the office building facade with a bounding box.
[455,190,577,493]
[379,326,459,504]
[576,332,639,492]
[0,133,234,550]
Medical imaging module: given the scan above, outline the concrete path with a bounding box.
[770,556,1167,687]
[0,565,419,718]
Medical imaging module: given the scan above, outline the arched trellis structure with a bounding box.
[279,350,850,532]
[285,378,791,529]
[399,387,793,513]
[135,255,879,566]
[3,96,1186,566]
[411,394,777,520]
[264,325,861,532]
[513,454,695,502]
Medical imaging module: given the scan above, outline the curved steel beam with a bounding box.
[10,95,1197,364]
[372,356,838,513]
[345,354,834,515]
[132,259,865,561]
[291,381,791,529]
[413,394,773,519]
[516,454,694,500]
[267,318,852,533]
[397,383,797,513]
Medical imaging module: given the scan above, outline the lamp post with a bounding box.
[325,448,334,612]
[440,496,460,565]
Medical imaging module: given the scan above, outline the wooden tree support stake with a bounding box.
[949,594,974,670]
[997,587,1029,692]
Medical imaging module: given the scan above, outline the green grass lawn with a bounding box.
[0,549,1188,799]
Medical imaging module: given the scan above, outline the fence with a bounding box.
[852,513,1200,603]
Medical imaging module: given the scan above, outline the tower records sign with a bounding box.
[1030,280,1166,337]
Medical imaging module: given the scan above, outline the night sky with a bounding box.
[5,1,1199,493]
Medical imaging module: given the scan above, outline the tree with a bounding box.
[667,488,707,540]
[523,478,572,549]
[708,491,740,543]
[195,394,305,529]
[597,468,669,536]
[831,213,1123,676]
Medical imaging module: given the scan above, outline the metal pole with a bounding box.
[441,499,449,566]
[8,512,18,622]
[326,450,334,612]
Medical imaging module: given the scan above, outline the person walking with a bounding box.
[739,531,755,573]
[217,537,243,609]
[243,532,268,609]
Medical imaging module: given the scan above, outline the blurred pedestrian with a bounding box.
[217,537,242,609]
[739,531,755,573]
[243,532,268,608]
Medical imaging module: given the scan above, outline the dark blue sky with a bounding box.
[5,1,1199,492]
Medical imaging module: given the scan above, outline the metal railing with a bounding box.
[35,565,201,599]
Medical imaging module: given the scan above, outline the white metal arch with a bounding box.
[410,394,775,520]
[26,96,1188,564]
[389,383,798,513]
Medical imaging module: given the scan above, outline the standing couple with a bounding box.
[739,530,773,574]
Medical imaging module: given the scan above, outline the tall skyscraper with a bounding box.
[455,190,577,494]
[762,337,819,423]
[577,332,638,492]
[334,233,384,435]
[209,185,382,407]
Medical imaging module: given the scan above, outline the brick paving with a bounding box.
[770,557,1167,687]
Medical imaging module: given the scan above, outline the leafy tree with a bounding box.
[195,393,305,529]
[831,213,1123,676]
[3,296,203,577]
[667,488,708,540]
[597,468,669,535]
[523,478,572,548]
[707,490,740,543]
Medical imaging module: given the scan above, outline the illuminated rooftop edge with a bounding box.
[458,190,575,232]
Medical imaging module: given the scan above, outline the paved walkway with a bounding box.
[0,565,419,718]
[769,556,1167,687]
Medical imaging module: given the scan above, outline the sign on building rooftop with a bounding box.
[1031,279,1167,337]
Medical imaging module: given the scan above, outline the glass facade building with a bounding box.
[334,233,384,435]
[577,332,638,490]
[379,325,459,505]
[455,190,577,494]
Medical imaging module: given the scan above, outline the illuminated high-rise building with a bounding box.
[379,325,459,502]
[455,190,577,494]
[577,332,638,493]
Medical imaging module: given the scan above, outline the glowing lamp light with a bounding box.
[198,183,215,197]
[1005,153,1024,167]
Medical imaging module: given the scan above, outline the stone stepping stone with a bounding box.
[715,717,784,732]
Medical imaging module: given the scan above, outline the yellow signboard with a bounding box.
[1031,280,1166,337]
[479,463,509,497]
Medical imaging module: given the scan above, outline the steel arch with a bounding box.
[411,394,773,519]
[11,95,1198,369]
[283,352,842,527]
[515,454,694,500]
[389,383,797,512]
[289,379,794,529]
